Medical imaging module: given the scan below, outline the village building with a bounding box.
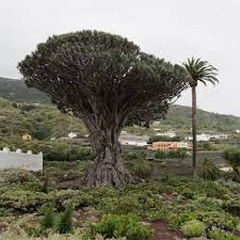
[186,133,228,142]
[148,141,192,151]
[119,131,148,147]
[155,130,177,138]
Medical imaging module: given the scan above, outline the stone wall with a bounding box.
[0,148,43,171]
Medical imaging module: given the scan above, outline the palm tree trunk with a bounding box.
[191,86,197,177]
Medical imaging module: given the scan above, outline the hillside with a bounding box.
[0,77,50,103]
[0,76,240,136]
[159,105,240,132]
[0,97,88,140]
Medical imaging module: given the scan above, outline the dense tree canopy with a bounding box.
[18,30,188,187]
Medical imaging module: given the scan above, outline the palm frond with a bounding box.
[183,57,218,86]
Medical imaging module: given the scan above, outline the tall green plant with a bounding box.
[55,203,74,234]
[183,57,218,177]
[40,205,55,230]
[200,158,220,181]
[224,149,240,175]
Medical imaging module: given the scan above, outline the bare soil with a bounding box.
[150,221,183,240]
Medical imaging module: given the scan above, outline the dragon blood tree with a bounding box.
[18,30,187,187]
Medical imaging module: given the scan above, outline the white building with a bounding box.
[119,131,148,146]
[186,133,228,142]
[155,130,177,138]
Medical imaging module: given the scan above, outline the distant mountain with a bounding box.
[0,76,240,133]
[0,77,50,103]
[159,105,240,132]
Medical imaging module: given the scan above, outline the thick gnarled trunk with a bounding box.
[84,128,131,187]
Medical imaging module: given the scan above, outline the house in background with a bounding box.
[186,133,228,142]
[155,130,177,138]
[148,141,192,151]
[119,131,148,147]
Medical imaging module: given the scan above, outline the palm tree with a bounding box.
[183,57,218,177]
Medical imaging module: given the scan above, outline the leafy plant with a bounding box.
[130,158,151,178]
[224,149,240,175]
[199,158,220,180]
[94,214,153,240]
[180,220,205,238]
[40,205,55,230]
[0,190,50,213]
[208,227,240,240]
[55,203,74,234]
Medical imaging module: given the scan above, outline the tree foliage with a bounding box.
[183,57,218,87]
[18,30,187,129]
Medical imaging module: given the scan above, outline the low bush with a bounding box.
[208,227,240,240]
[197,211,238,231]
[0,224,84,240]
[147,135,182,144]
[0,190,50,213]
[130,158,151,178]
[40,205,55,230]
[154,149,188,160]
[194,197,223,211]
[223,149,240,175]
[0,168,41,191]
[200,158,220,181]
[94,214,153,240]
[180,220,205,238]
[51,190,95,210]
[55,203,74,234]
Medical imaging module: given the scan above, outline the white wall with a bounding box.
[0,150,43,172]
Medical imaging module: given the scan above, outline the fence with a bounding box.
[0,147,43,171]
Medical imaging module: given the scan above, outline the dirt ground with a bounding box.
[150,221,183,240]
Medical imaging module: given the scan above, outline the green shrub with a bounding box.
[116,195,140,214]
[224,149,240,175]
[0,168,41,191]
[94,214,153,240]
[130,159,151,178]
[180,220,205,238]
[223,199,240,217]
[146,206,169,221]
[154,150,168,159]
[0,225,84,240]
[148,135,182,144]
[51,189,95,210]
[208,227,240,240]
[40,205,55,230]
[200,158,220,180]
[154,149,187,160]
[197,211,238,231]
[98,194,140,215]
[0,190,50,213]
[55,203,74,234]
[194,197,223,211]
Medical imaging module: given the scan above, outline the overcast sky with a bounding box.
[0,0,240,116]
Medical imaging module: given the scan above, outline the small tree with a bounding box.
[18,30,187,187]
[183,57,218,177]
